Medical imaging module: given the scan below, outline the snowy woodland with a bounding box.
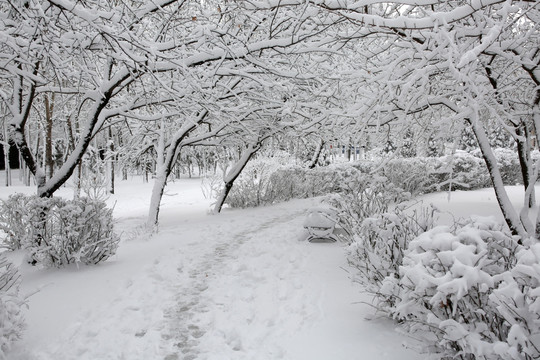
[0,0,539,359]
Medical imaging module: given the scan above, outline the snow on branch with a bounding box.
[320,0,506,30]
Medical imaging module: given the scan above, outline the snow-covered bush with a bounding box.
[468,148,539,187]
[388,217,525,359]
[347,205,437,310]
[80,147,111,202]
[380,158,435,195]
[23,196,120,267]
[225,153,289,208]
[267,162,372,203]
[0,194,32,251]
[493,148,521,185]
[490,244,540,359]
[0,194,119,268]
[429,151,491,192]
[225,152,344,208]
[0,254,25,358]
[224,148,528,209]
[201,174,222,200]
[265,166,321,202]
[326,173,410,243]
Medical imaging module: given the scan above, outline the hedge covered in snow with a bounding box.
[0,195,119,268]
[222,148,530,209]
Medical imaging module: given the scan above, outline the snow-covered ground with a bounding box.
[1,175,530,360]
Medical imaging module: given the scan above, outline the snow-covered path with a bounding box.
[6,179,423,360]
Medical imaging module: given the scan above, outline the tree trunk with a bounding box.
[515,121,534,208]
[214,143,260,214]
[44,94,54,180]
[308,139,324,169]
[3,143,10,187]
[73,160,82,199]
[3,122,11,187]
[147,111,212,227]
[531,90,540,240]
[108,127,115,194]
[147,166,169,229]
[469,116,527,240]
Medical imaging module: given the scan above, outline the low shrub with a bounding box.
[225,152,295,208]
[386,217,532,359]
[326,172,411,243]
[430,151,491,192]
[0,254,25,358]
[225,157,363,208]
[24,196,120,267]
[490,244,540,359]
[347,204,437,310]
[222,149,530,211]
[0,194,32,251]
[0,194,119,268]
[380,158,435,195]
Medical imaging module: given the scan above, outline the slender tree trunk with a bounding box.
[3,143,10,187]
[148,165,168,228]
[515,121,534,208]
[148,111,213,227]
[3,122,11,187]
[107,127,115,194]
[44,94,54,180]
[531,90,540,240]
[73,160,82,199]
[469,116,527,240]
[214,143,260,214]
[308,139,324,169]
[148,121,169,228]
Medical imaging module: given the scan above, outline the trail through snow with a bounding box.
[5,178,423,360]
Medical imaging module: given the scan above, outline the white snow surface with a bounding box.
[2,177,531,360]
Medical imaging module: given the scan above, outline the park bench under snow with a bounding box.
[303,207,340,242]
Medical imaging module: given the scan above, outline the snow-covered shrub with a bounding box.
[265,165,323,201]
[0,254,25,358]
[469,148,537,186]
[492,148,523,186]
[326,172,410,242]
[381,158,435,195]
[224,148,531,209]
[347,204,437,310]
[0,194,32,251]
[389,217,524,359]
[490,244,540,359]
[226,152,343,208]
[23,196,120,267]
[430,151,491,192]
[201,174,222,200]
[81,147,110,202]
[225,154,285,208]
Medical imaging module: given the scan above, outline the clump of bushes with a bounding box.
[0,193,32,251]
[344,199,539,359]
[221,148,527,209]
[324,172,411,241]
[224,156,356,208]
[0,254,25,358]
[347,204,437,310]
[321,157,539,359]
[0,194,119,268]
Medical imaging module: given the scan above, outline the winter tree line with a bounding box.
[0,0,539,358]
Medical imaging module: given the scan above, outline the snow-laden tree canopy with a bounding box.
[0,0,538,231]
